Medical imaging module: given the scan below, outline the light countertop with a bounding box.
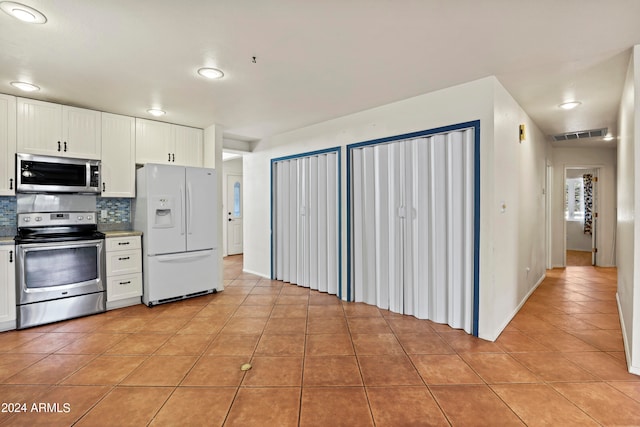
[0,236,14,246]
[103,230,143,238]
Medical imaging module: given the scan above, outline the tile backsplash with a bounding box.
[0,196,17,227]
[0,196,132,231]
[97,198,132,224]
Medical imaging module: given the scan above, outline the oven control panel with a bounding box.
[18,211,97,227]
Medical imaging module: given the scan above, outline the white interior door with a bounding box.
[272,150,339,295]
[350,127,475,334]
[226,174,243,255]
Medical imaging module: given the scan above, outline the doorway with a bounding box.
[226,174,243,255]
[564,167,597,266]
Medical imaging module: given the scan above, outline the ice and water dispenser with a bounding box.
[152,196,175,228]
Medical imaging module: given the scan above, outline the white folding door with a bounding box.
[350,127,476,333]
[272,150,339,295]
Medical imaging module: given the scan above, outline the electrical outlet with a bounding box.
[101,209,107,218]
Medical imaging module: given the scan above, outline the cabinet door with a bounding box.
[0,245,16,329]
[135,118,172,164]
[62,106,101,159]
[101,113,135,197]
[173,125,203,167]
[0,95,16,196]
[16,98,63,156]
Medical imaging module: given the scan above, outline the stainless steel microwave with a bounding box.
[16,153,101,194]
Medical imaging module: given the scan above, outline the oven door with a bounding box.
[16,239,105,305]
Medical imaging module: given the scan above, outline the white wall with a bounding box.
[243,76,546,341]
[617,45,640,375]
[550,148,617,267]
[490,82,548,340]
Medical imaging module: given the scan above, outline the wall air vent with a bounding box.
[551,128,608,142]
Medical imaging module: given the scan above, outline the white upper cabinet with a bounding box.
[17,98,101,159]
[135,118,173,164]
[136,118,202,167]
[173,124,203,167]
[63,106,102,159]
[101,112,136,197]
[0,94,16,196]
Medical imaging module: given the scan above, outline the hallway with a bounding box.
[0,260,638,425]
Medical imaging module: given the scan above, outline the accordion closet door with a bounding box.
[350,126,476,334]
[272,150,339,295]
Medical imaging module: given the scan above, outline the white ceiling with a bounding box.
[2,0,639,148]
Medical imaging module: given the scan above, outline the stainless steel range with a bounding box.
[14,211,106,329]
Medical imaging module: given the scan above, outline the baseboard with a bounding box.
[106,297,142,310]
[0,318,16,332]
[616,293,640,375]
[485,273,546,342]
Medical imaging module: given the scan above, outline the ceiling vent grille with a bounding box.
[551,128,608,142]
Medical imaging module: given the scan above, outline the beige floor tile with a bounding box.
[300,387,373,427]
[75,386,172,427]
[225,387,300,427]
[149,387,236,426]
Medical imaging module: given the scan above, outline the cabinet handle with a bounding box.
[57,141,61,151]
[118,256,130,261]
[9,178,13,190]
[172,153,175,162]
[168,153,171,162]
[102,182,106,192]
[8,251,12,263]
[118,281,131,285]
[64,141,67,152]
[118,242,130,246]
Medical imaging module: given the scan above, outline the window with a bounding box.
[565,177,584,221]
[233,182,241,217]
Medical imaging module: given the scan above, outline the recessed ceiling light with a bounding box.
[559,101,581,110]
[10,81,39,92]
[603,135,614,141]
[197,67,224,79]
[0,2,47,23]
[147,109,166,117]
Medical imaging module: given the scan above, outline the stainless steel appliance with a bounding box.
[16,153,101,194]
[15,211,106,329]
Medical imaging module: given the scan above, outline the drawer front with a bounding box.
[107,273,142,301]
[106,250,141,275]
[106,236,141,251]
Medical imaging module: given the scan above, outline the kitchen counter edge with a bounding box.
[103,230,143,238]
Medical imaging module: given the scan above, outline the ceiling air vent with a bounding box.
[551,128,608,142]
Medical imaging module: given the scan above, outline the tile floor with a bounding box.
[0,257,639,426]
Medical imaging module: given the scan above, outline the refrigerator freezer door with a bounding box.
[142,249,218,304]
[139,164,186,255]
[186,167,217,251]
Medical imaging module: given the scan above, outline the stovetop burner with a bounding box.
[15,211,104,244]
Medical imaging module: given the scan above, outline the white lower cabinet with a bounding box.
[106,235,142,309]
[0,244,16,331]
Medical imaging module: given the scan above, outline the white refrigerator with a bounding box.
[134,164,221,306]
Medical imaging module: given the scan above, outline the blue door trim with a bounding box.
[346,120,481,336]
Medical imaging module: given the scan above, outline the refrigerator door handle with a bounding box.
[187,182,193,235]
[180,185,185,236]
